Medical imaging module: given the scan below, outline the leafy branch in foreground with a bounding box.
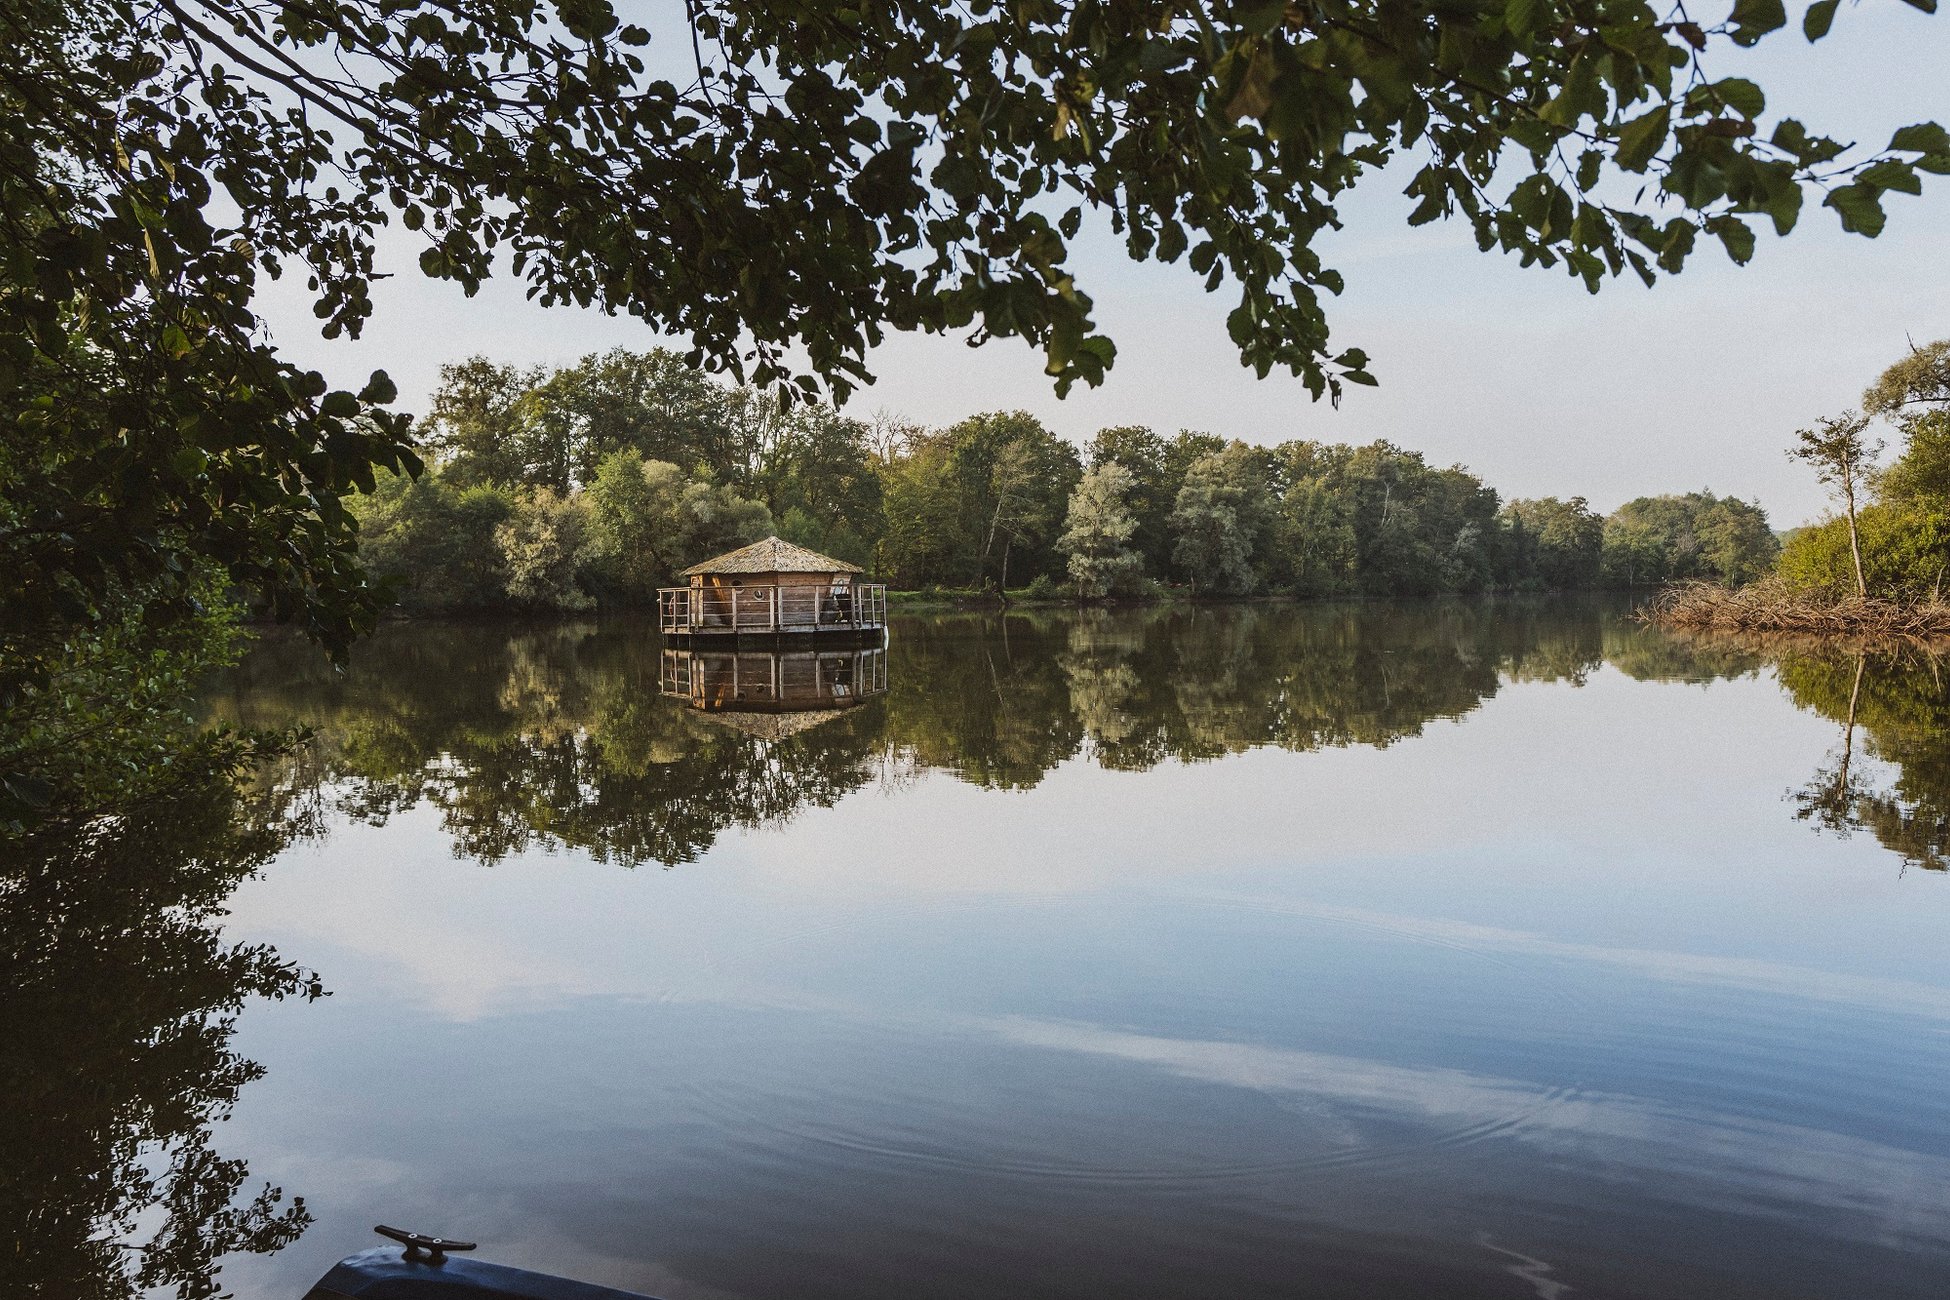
[1,0,1942,663]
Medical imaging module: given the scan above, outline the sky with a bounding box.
[256,5,1950,528]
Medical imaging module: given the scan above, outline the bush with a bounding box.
[1019,574,1062,601]
[1776,503,1950,600]
[496,489,595,611]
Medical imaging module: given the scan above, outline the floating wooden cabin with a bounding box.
[659,536,886,644]
[659,646,889,738]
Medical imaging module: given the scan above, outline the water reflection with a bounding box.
[660,647,889,740]
[162,601,1950,1300]
[0,742,319,1298]
[199,602,1950,874]
[1774,646,1950,871]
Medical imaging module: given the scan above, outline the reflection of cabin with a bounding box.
[659,536,887,644]
[659,647,889,739]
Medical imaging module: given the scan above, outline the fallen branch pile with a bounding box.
[1644,579,1950,641]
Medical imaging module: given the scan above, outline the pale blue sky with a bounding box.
[257,4,1950,526]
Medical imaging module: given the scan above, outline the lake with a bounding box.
[81,601,1950,1297]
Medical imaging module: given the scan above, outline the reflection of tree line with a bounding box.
[206,602,1615,866]
[1774,647,1950,872]
[2,740,318,1299]
[207,623,896,868]
[202,607,1950,874]
[25,606,1947,1300]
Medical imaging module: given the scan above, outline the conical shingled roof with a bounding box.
[696,708,851,740]
[680,535,864,577]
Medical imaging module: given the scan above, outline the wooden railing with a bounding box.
[660,647,889,705]
[658,583,887,635]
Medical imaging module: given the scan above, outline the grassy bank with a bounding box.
[1644,579,1950,642]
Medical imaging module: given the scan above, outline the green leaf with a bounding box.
[1891,122,1950,154]
[1225,45,1278,122]
[1,771,55,810]
[1826,183,1887,236]
[1803,0,1839,40]
[1710,78,1765,120]
[1615,105,1670,172]
[1238,0,1288,37]
[358,370,398,404]
[1713,216,1757,264]
[1858,160,1923,194]
[1729,0,1789,45]
[1760,172,1805,234]
[1505,0,1543,40]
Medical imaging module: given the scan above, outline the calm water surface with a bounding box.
[159,603,1950,1295]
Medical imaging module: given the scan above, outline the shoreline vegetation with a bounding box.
[1644,340,1950,646]
[358,333,1950,643]
[1645,580,1950,644]
[342,348,1777,617]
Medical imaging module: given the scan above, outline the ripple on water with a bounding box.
[665,891,1600,1196]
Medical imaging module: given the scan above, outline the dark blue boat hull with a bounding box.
[304,1247,662,1300]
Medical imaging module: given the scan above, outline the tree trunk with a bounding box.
[1843,469,1868,598]
[1838,653,1865,793]
[984,495,1005,582]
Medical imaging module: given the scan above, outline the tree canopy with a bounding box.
[1777,338,1950,601]
[4,0,1944,663]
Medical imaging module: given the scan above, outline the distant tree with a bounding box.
[1777,504,1950,601]
[1277,476,1359,597]
[876,433,973,588]
[350,474,515,610]
[495,490,595,611]
[583,452,772,602]
[1865,342,1950,585]
[1775,339,1950,602]
[1505,498,1599,588]
[535,349,741,486]
[757,406,886,566]
[423,357,548,487]
[1162,433,1231,506]
[1087,427,1173,574]
[1693,496,1782,586]
[1791,412,1883,598]
[1863,340,1950,419]
[1601,492,1776,587]
[937,413,1082,588]
[1600,510,1670,588]
[1170,455,1263,596]
[1877,411,1950,508]
[1501,497,1605,590]
[1338,443,1498,596]
[1060,465,1146,599]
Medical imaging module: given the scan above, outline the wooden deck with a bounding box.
[659,583,887,644]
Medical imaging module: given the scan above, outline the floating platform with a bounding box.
[659,536,887,643]
[661,625,887,648]
[657,580,887,641]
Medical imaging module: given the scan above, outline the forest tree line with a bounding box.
[356,348,1778,610]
